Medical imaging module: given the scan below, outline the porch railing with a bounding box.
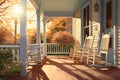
[0,43,70,63]
[46,43,70,55]
[0,45,20,62]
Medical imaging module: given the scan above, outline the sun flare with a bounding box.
[13,5,23,15]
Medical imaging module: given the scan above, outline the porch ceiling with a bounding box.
[30,0,83,17]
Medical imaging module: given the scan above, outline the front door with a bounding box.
[104,0,114,64]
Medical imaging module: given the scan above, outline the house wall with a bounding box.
[66,18,72,33]
[72,8,81,46]
[73,0,120,67]
[91,0,99,48]
[73,0,99,48]
[118,0,120,67]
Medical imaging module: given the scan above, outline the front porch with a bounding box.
[16,56,120,80]
[17,0,119,75]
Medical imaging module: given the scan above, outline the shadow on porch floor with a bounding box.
[18,56,120,80]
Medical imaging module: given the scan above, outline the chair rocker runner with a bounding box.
[87,33,112,67]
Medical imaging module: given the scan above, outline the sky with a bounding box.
[9,0,44,34]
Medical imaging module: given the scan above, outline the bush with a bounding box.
[3,62,23,74]
[0,49,23,79]
[0,49,12,72]
[51,31,75,48]
[0,49,12,79]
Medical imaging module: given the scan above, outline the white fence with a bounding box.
[46,43,70,55]
[0,43,71,63]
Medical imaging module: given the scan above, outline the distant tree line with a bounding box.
[0,0,18,44]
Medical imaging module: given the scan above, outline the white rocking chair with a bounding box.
[87,33,113,67]
[72,35,94,63]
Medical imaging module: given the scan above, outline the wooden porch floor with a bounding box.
[18,56,120,80]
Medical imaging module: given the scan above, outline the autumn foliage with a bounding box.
[46,17,66,42]
[51,31,74,47]
[0,26,14,44]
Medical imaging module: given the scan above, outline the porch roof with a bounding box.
[30,0,85,17]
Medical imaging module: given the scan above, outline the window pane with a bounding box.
[106,0,112,28]
[83,8,86,26]
[87,5,89,26]
[84,27,89,39]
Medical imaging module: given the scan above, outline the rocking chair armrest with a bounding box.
[94,47,99,50]
[79,48,84,50]
[83,48,91,52]
[96,54,102,58]
[27,50,32,55]
[80,48,84,50]
[90,48,99,56]
[75,48,85,53]
[92,48,99,52]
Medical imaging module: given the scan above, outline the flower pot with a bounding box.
[5,73,21,80]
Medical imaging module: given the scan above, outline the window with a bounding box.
[83,5,89,39]
[106,0,112,28]
[106,0,112,48]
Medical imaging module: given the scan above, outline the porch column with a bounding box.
[36,9,40,45]
[43,17,47,56]
[98,0,104,52]
[20,0,27,76]
[36,9,42,63]
[113,0,118,67]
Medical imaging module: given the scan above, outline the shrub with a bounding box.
[3,62,23,74]
[0,49,23,79]
[0,49,12,78]
[0,49,12,72]
[51,31,75,47]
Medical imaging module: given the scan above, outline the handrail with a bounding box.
[0,45,19,48]
[0,45,20,62]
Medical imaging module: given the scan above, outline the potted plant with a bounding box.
[3,62,23,80]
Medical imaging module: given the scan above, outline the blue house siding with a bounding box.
[118,0,120,67]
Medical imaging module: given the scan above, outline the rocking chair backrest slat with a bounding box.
[84,35,94,49]
[100,33,110,53]
[83,35,88,49]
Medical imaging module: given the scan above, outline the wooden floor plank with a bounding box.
[17,56,120,80]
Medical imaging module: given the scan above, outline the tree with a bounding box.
[27,28,43,44]
[27,28,36,44]
[0,0,18,44]
[0,0,10,13]
[47,17,66,32]
[0,26,14,44]
[46,17,66,42]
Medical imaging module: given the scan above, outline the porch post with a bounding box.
[43,17,47,56]
[20,0,27,76]
[113,0,118,67]
[36,9,40,45]
[98,0,104,52]
[36,9,42,63]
